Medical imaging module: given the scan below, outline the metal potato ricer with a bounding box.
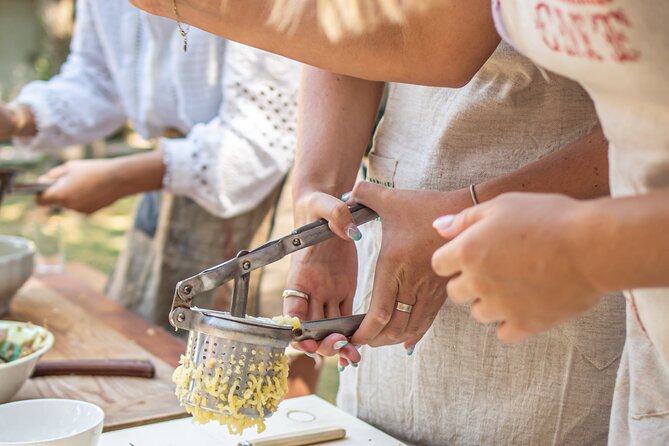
[170,204,377,424]
[0,168,50,207]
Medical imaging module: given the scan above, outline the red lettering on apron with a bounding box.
[592,9,641,62]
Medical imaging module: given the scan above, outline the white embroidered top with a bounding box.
[13,0,300,218]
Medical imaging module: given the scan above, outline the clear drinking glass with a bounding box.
[26,206,64,274]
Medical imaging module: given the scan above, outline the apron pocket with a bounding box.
[366,152,398,188]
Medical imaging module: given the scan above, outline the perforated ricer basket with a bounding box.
[169,204,376,425]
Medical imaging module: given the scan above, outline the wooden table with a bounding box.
[4,271,188,432]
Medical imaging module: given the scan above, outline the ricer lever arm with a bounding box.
[172,204,378,308]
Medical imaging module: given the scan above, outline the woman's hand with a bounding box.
[285,183,469,368]
[284,191,362,367]
[37,159,127,213]
[0,103,17,139]
[345,182,463,350]
[431,192,604,344]
[0,103,36,139]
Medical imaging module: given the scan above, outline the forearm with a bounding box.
[575,189,669,293]
[293,67,384,223]
[476,128,609,202]
[110,150,165,197]
[132,0,499,86]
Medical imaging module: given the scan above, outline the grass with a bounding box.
[0,194,136,274]
[317,356,341,404]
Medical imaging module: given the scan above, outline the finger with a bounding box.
[403,292,447,349]
[432,204,485,240]
[306,193,359,241]
[372,298,411,347]
[431,238,463,278]
[351,266,398,346]
[325,301,340,319]
[496,320,533,344]
[291,339,319,354]
[316,334,361,363]
[470,298,501,324]
[339,296,353,316]
[283,287,315,353]
[283,294,309,320]
[348,181,390,209]
[445,274,478,305]
[41,164,69,181]
[36,182,65,206]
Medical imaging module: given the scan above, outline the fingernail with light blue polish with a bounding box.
[338,365,346,373]
[406,345,415,356]
[345,358,359,368]
[345,224,362,241]
[305,352,317,358]
[341,191,352,202]
[333,340,349,350]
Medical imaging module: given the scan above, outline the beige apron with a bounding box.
[106,187,280,332]
[338,43,626,445]
[493,2,669,442]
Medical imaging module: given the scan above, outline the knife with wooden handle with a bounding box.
[236,426,346,446]
[32,359,155,378]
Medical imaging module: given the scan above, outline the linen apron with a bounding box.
[106,186,280,332]
[338,42,626,445]
[493,2,669,443]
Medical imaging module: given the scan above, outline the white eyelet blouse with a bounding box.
[12,0,300,218]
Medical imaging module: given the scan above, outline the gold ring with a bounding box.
[395,302,413,313]
[282,289,310,302]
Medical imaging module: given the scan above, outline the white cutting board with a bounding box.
[99,395,406,445]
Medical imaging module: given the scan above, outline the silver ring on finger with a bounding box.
[395,301,414,314]
[282,289,310,302]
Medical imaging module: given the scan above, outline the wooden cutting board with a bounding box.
[6,277,188,431]
[100,395,407,445]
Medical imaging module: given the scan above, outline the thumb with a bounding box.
[348,181,390,215]
[432,204,485,240]
[36,180,66,206]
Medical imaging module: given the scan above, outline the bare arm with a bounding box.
[476,127,610,202]
[129,0,499,87]
[38,150,165,213]
[293,67,384,219]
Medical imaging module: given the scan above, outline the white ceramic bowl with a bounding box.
[0,321,54,403]
[0,236,35,316]
[0,399,104,446]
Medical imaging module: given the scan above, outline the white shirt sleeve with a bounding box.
[161,42,300,219]
[12,0,126,150]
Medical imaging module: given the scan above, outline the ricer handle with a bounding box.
[173,204,378,304]
[293,314,366,342]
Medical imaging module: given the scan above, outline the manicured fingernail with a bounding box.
[353,344,362,350]
[338,365,346,373]
[343,358,359,368]
[305,352,317,358]
[405,345,415,356]
[341,191,352,202]
[333,340,349,350]
[345,224,362,241]
[433,215,455,231]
